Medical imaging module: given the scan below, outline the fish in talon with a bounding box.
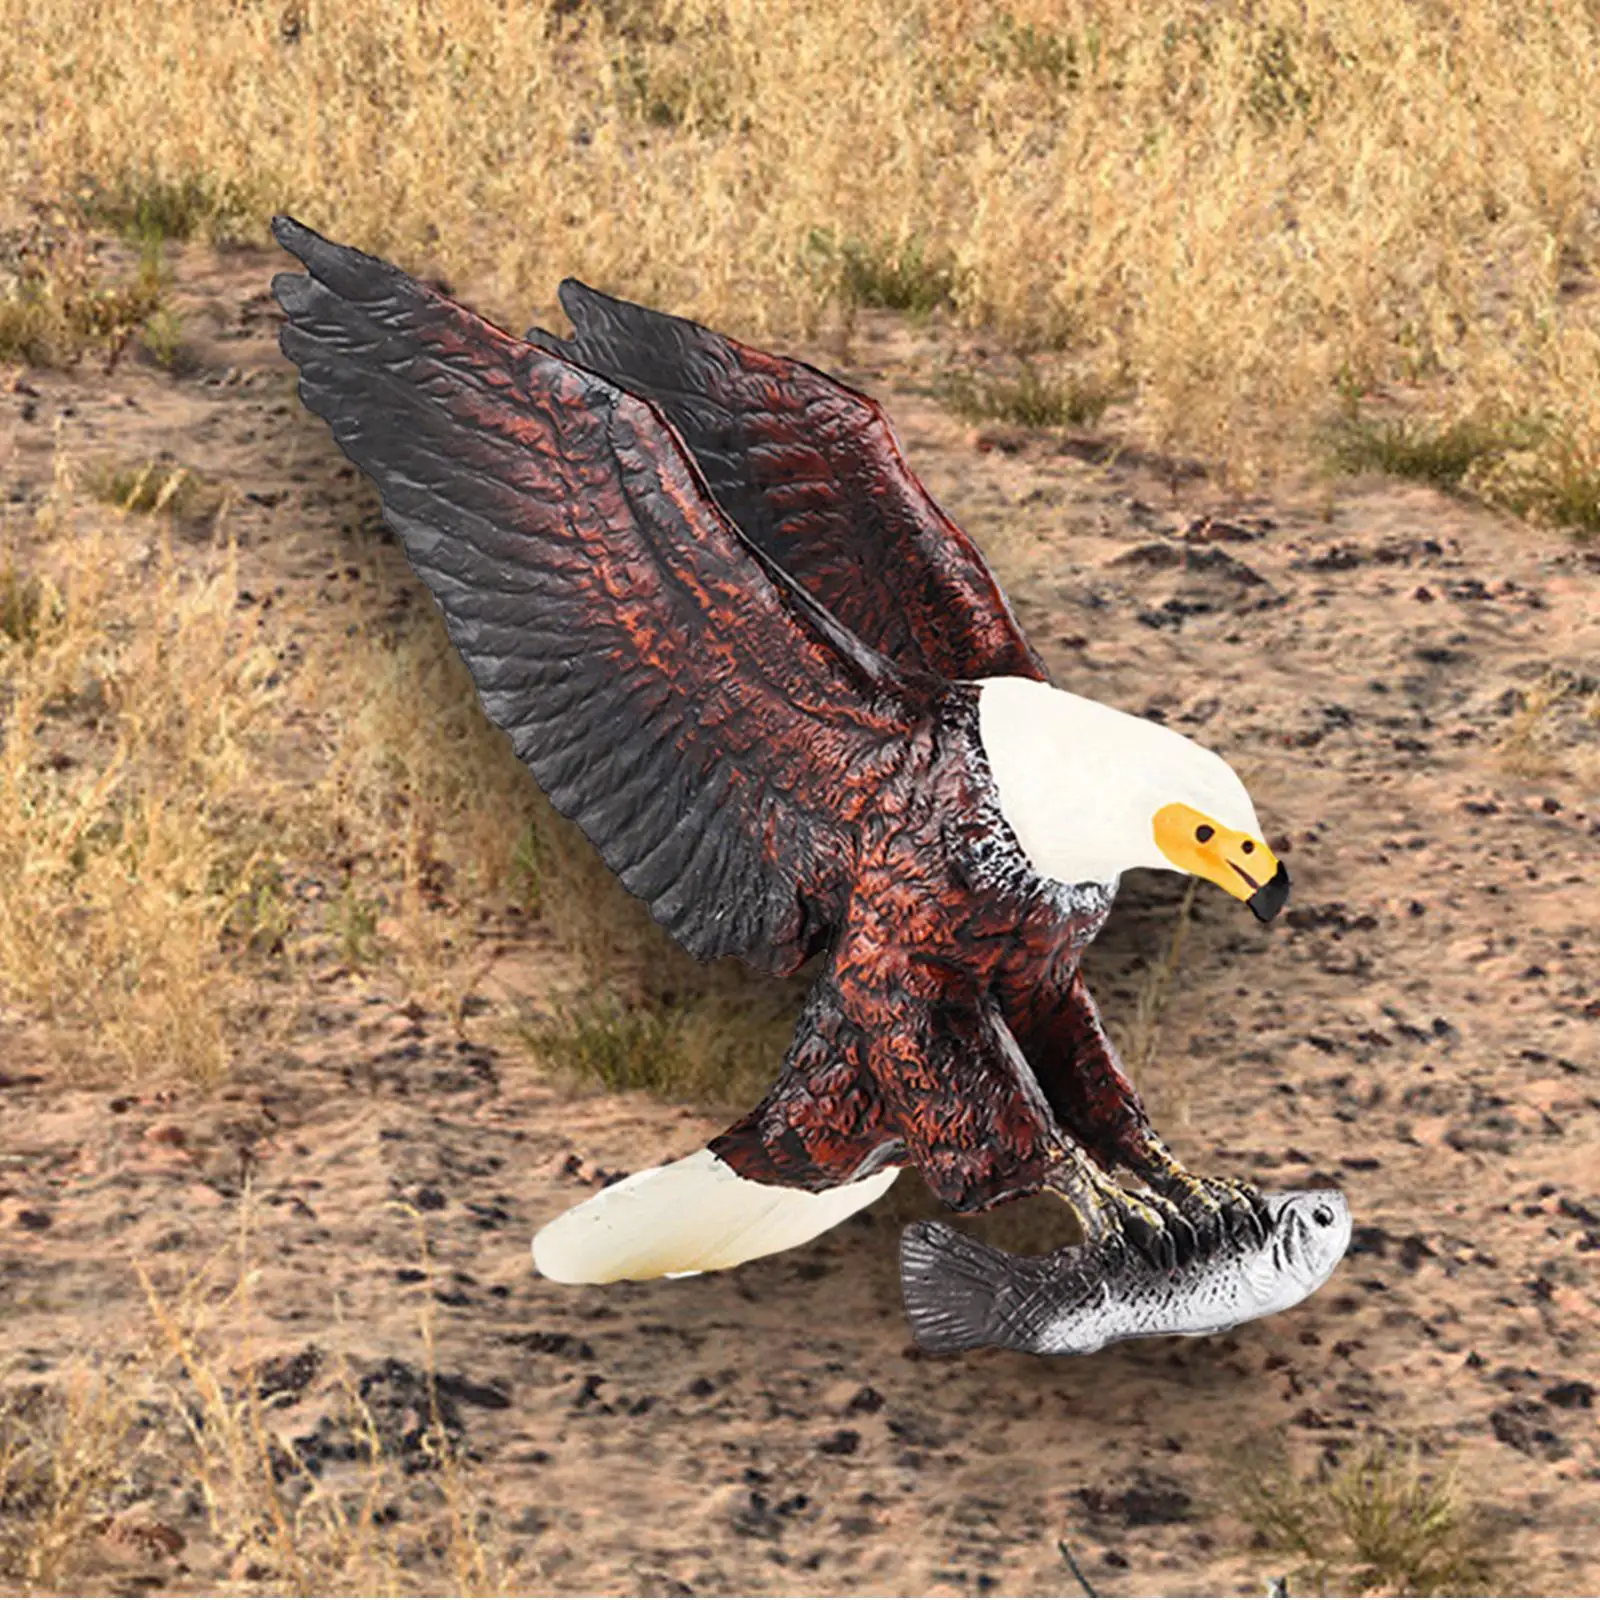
[900,1190,1352,1356]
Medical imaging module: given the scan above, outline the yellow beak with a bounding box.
[1152,802,1290,922]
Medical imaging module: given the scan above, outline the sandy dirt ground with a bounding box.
[1,241,1597,1595]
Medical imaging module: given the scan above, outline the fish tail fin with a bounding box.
[898,1220,1018,1353]
[532,1147,899,1284]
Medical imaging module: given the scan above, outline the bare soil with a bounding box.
[1,242,1597,1595]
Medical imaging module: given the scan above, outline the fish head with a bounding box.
[1261,1189,1353,1290]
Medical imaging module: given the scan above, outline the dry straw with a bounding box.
[1,0,1598,501]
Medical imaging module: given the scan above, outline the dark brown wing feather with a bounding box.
[271,216,934,976]
[527,282,1048,684]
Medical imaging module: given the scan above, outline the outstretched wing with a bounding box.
[527,282,1048,684]
[272,216,936,975]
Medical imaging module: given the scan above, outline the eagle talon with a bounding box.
[1173,1174,1270,1252]
[1153,1198,1203,1266]
[1045,1149,1209,1270]
[1124,1138,1271,1253]
[1114,1195,1168,1265]
[1121,1189,1205,1270]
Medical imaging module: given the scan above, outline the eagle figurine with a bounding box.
[270,216,1303,1316]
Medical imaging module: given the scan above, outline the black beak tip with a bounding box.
[1248,861,1291,923]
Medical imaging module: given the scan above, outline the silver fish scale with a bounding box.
[901,1190,1353,1357]
[1028,1193,1350,1354]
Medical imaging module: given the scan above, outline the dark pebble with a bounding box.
[1545,1381,1595,1410]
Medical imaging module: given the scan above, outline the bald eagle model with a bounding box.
[271,217,1291,1288]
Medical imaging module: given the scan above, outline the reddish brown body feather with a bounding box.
[272,218,1161,1217]
[711,686,1156,1209]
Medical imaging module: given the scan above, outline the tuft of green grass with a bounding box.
[1231,1438,1502,1597]
[0,559,54,647]
[1333,405,1600,535]
[938,359,1118,430]
[220,854,296,962]
[1329,409,1526,490]
[520,989,684,1096]
[609,14,743,135]
[1247,24,1319,129]
[136,304,192,372]
[0,225,165,367]
[976,14,1082,91]
[520,983,797,1110]
[330,881,382,971]
[807,229,964,318]
[86,458,231,525]
[1467,428,1600,538]
[77,169,257,247]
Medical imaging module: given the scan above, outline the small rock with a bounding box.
[1489,1400,1567,1460]
[1544,1380,1595,1410]
[104,1512,185,1559]
[970,426,1027,455]
[258,1346,323,1405]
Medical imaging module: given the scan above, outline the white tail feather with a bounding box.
[532,1148,901,1284]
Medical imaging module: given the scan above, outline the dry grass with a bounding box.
[301,604,543,991]
[4,0,1600,510]
[0,1215,515,1596]
[0,439,799,1101]
[1496,667,1600,782]
[1230,1436,1503,1597]
[1109,881,1199,1129]
[0,219,165,367]
[0,455,288,1084]
[0,1366,143,1590]
[135,1212,514,1595]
